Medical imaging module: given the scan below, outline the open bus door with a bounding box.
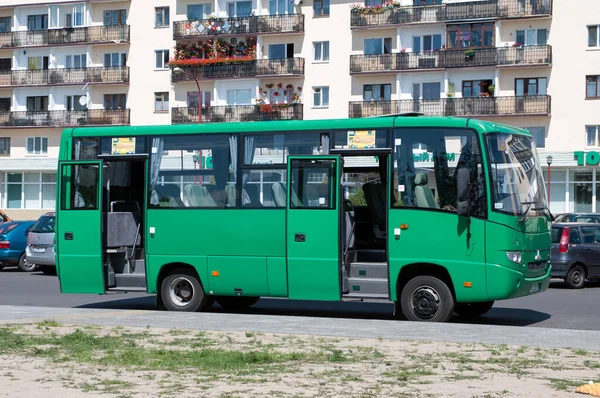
[286,156,341,300]
[56,160,104,293]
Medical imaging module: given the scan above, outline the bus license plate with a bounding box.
[529,283,539,293]
[33,247,45,253]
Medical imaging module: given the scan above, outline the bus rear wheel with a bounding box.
[161,269,209,312]
[400,276,454,322]
[215,296,260,311]
[454,301,494,318]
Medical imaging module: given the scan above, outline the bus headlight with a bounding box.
[506,251,522,264]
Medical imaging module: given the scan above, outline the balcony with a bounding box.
[350,0,552,29]
[348,96,551,118]
[349,45,552,73]
[172,103,303,124]
[173,14,304,39]
[0,109,130,128]
[0,25,130,48]
[0,67,129,87]
[171,58,305,81]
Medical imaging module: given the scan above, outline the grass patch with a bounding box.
[549,378,588,391]
[36,320,61,328]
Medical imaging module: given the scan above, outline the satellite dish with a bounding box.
[78,96,88,106]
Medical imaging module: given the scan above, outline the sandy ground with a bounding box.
[0,323,598,398]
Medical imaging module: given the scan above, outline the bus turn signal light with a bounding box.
[211,271,219,277]
[400,224,409,230]
[464,282,473,288]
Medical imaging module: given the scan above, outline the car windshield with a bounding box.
[31,215,55,233]
[486,132,547,216]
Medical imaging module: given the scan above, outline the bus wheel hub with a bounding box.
[169,277,194,306]
[412,287,440,319]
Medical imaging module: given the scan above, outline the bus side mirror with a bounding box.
[456,167,471,217]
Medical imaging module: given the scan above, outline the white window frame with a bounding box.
[26,137,48,156]
[73,3,85,27]
[586,125,600,148]
[104,52,127,67]
[155,6,170,27]
[364,38,392,55]
[588,25,600,48]
[227,1,252,17]
[66,95,87,111]
[515,28,547,46]
[155,49,169,70]
[412,34,443,52]
[1,172,56,210]
[226,89,252,105]
[313,86,329,108]
[155,92,169,112]
[66,54,87,69]
[313,41,329,63]
[49,5,59,28]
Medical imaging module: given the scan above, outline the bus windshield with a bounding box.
[486,132,546,216]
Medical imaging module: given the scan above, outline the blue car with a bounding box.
[0,220,36,272]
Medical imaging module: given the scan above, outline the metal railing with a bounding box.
[172,103,303,124]
[0,25,130,48]
[348,96,551,118]
[0,67,129,86]
[172,58,305,81]
[0,109,130,127]
[350,0,552,28]
[173,14,304,38]
[349,45,551,73]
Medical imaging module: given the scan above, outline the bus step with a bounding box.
[107,287,147,292]
[347,277,389,296]
[356,250,387,263]
[115,273,146,289]
[350,262,388,279]
[342,293,389,300]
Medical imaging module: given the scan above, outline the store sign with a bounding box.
[574,151,600,166]
[413,152,456,162]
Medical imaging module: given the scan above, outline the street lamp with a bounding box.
[546,155,553,204]
[172,66,202,123]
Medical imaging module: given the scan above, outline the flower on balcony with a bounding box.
[286,84,294,89]
[168,55,255,67]
[513,42,522,48]
[265,83,275,89]
[172,37,257,63]
[350,0,402,14]
[291,93,301,103]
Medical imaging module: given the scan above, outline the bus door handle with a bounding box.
[64,232,73,240]
[295,233,305,242]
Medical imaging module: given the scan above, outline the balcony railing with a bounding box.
[348,96,551,118]
[173,14,304,39]
[0,25,130,48]
[0,67,129,87]
[172,58,305,81]
[350,0,552,29]
[349,45,552,73]
[0,109,130,128]
[172,103,303,124]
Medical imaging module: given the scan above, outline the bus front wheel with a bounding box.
[400,276,454,322]
[161,269,209,312]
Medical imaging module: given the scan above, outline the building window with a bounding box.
[0,137,9,156]
[314,0,330,16]
[313,41,329,62]
[188,91,211,108]
[73,4,84,27]
[155,92,169,112]
[412,34,442,52]
[447,23,494,49]
[587,125,600,147]
[104,94,126,110]
[155,50,169,69]
[588,25,600,48]
[104,53,127,67]
[2,172,55,209]
[363,84,391,101]
[587,76,600,98]
[155,7,170,27]
[0,17,11,33]
[66,95,87,111]
[413,82,441,100]
[268,43,293,59]
[516,29,547,46]
[313,86,329,107]
[226,89,252,105]
[104,10,127,26]
[27,96,49,112]
[26,137,48,155]
[515,77,547,96]
[269,0,293,15]
[462,80,493,97]
[27,56,48,70]
[65,54,87,69]
[526,126,546,148]
[188,4,210,20]
[28,15,48,31]
[364,38,392,55]
[227,1,252,17]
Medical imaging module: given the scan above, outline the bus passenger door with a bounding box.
[286,156,341,300]
[56,160,104,294]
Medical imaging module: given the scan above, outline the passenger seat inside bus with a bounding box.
[414,173,440,209]
[183,184,217,207]
[362,182,387,239]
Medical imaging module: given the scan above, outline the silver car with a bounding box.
[26,212,55,275]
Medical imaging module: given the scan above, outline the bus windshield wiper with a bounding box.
[519,201,536,222]
[533,205,555,222]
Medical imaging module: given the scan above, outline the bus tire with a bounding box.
[400,275,454,322]
[454,301,494,318]
[565,264,586,289]
[161,269,208,312]
[215,296,260,311]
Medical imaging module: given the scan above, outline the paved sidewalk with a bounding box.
[0,304,599,351]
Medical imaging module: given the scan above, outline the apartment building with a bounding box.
[0,0,595,218]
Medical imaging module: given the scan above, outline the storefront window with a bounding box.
[569,170,593,212]
[1,172,56,209]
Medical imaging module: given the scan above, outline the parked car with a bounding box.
[25,212,56,275]
[0,220,36,272]
[554,213,600,223]
[550,222,600,288]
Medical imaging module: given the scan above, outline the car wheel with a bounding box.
[400,275,454,322]
[565,265,586,289]
[160,268,210,312]
[454,301,495,318]
[17,254,37,272]
[215,296,260,311]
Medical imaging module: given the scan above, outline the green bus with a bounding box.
[55,115,552,322]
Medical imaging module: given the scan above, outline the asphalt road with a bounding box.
[1,267,599,331]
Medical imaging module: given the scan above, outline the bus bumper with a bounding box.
[486,263,552,301]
